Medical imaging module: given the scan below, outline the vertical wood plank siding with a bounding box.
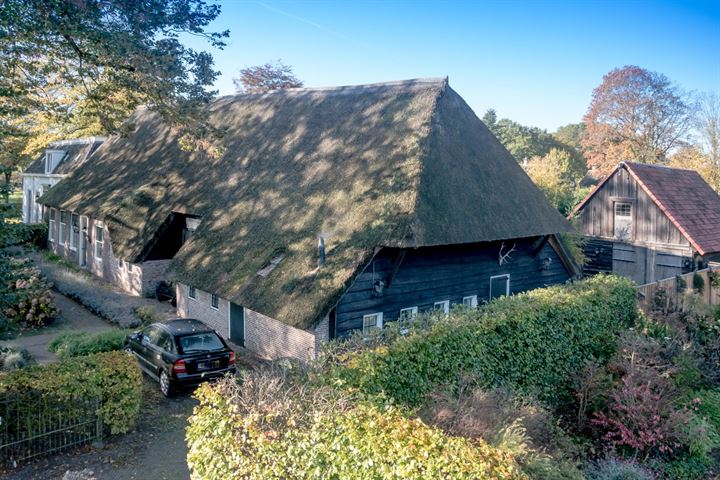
[579,166,694,284]
[334,237,570,337]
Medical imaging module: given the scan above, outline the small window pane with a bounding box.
[434,300,449,314]
[362,313,382,332]
[399,307,417,321]
[463,295,478,308]
[211,294,219,309]
[490,275,510,300]
[188,286,196,299]
[95,225,103,259]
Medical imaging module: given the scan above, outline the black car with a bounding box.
[124,319,236,396]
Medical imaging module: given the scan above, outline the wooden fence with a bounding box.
[636,267,720,315]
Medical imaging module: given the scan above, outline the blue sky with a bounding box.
[185,0,720,131]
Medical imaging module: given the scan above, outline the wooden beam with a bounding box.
[386,249,407,288]
[530,235,550,257]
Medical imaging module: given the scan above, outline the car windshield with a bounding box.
[179,332,224,353]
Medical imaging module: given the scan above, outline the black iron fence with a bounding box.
[0,391,102,468]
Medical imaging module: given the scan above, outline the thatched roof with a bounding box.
[24,138,104,175]
[40,78,570,329]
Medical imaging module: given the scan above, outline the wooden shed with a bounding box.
[571,162,720,284]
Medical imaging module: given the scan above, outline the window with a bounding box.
[434,300,450,315]
[614,202,633,240]
[59,211,67,246]
[48,209,56,242]
[188,286,197,300]
[94,225,103,260]
[463,295,478,308]
[399,307,418,321]
[210,293,219,310]
[45,153,52,174]
[70,213,79,250]
[490,274,510,300]
[363,313,383,333]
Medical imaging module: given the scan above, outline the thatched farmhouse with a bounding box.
[571,162,720,284]
[40,78,576,360]
[21,138,104,224]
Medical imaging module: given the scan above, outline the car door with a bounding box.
[135,326,157,372]
[145,327,170,373]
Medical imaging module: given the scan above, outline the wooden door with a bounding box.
[229,303,244,346]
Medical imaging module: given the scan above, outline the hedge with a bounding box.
[0,222,47,248]
[331,274,637,407]
[0,350,142,434]
[186,380,527,480]
[49,329,130,359]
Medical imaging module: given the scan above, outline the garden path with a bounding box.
[0,293,114,364]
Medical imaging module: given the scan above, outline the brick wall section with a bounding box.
[47,209,168,297]
[176,283,229,336]
[176,282,328,362]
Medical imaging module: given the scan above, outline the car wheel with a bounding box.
[159,370,175,397]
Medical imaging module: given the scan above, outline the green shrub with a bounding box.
[657,455,712,480]
[584,458,654,480]
[135,305,158,324]
[0,256,56,329]
[0,345,33,371]
[49,329,129,359]
[187,377,527,480]
[0,222,47,248]
[329,275,636,407]
[0,351,142,434]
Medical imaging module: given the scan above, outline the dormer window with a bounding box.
[44,150,65,174]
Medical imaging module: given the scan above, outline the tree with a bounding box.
[0,1,228,200]
[0,0,227,132]
[695,92,720,171]
[581,66,692,174]
[668,146,720,192]
[553,123,585,151]
[234,61,303,94]
[525,148,590,215]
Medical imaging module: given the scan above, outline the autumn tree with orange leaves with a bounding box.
[581,66,693,175]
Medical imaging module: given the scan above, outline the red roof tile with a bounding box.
[626,162,720,255]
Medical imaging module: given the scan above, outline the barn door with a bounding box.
[229,303,245,346]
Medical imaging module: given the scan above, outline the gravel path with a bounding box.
[29,252,176,328]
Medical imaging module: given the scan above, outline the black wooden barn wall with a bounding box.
[333,236,571,338]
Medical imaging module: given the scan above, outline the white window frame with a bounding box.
[434,300,450,315]
[48,209,56,242]
[69,213,79,251]
[210,293,219,310]
[188,285,197,300]
[58,211,67,246]
[463,295,478,308]
[362,312,383,333]
[614,202,633,240]
[399,307,418,321]
[94,224,104,261]
[45,152,52,174]
[490,274,511,299]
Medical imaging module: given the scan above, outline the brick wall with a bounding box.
[176,283,229,336]
[47,209,168,297]
[176,282,328,362]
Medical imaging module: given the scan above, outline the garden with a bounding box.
[187,274,720,479]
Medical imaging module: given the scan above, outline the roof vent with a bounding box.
[318,236,326,267]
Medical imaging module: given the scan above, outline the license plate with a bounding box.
[197,360,220,371]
